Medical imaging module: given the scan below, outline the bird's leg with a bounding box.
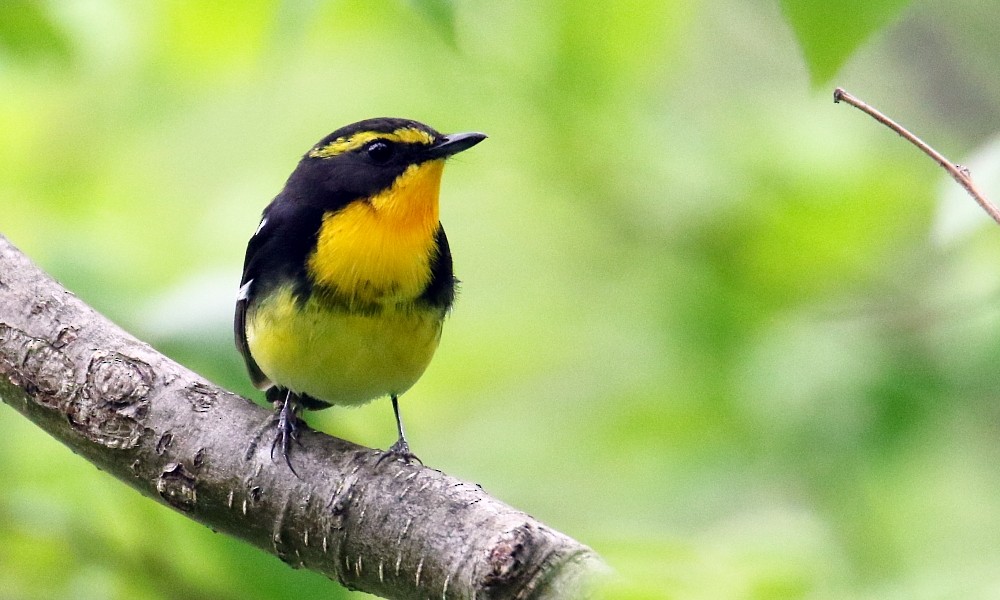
[380,394,421,464]
[271,389,303,476]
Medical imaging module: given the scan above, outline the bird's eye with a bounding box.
[365,141,394,163]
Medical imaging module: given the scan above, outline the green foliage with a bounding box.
[409,0,457,47]
[780,0,914,85]
[0,0,71,65]
[3,1,1000,599]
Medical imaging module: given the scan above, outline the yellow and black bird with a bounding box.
[234,118,486,468]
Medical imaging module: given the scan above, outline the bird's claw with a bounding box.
[270,395,303,476]
[377,438,422,466]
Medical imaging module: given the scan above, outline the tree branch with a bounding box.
[0,234,605,599]
[833,87,1000,225]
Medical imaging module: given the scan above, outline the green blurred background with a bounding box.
[3,1,1000,598]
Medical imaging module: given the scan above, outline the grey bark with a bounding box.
[0,234,606,599]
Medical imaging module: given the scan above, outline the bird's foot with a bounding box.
[270,393,304,476]
[377,437,422,466]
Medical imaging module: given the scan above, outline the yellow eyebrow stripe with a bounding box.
[308,128,436,158]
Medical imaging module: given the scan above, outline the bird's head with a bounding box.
[287,117,486,209]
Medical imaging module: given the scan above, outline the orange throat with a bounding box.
[306,160,445,303]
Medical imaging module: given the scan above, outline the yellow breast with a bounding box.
[246,286,443,405]
[307,160,445,305]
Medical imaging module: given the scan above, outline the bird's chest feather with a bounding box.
[307,161,444,304]
[246,287,443,404]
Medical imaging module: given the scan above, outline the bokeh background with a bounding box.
[3,1,1000,598]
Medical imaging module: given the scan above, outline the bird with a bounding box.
[234,118,486,470]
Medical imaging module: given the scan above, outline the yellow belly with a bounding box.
[246,286,443,406]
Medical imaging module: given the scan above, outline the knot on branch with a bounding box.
[0,324,154,449]
[0,323,78,407]
[157,462,199,512]
[68,350,154,449]
[483,523,534,588]
[85,351,154,405]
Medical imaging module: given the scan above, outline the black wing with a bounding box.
[234,196,325,390]
[418,223,457,313]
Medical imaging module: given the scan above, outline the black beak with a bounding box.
[428,131,488,159]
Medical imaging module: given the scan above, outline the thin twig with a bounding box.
[833,87,1000,226]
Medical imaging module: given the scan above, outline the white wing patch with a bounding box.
[253,217,268,237]
[237,280,253,301]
